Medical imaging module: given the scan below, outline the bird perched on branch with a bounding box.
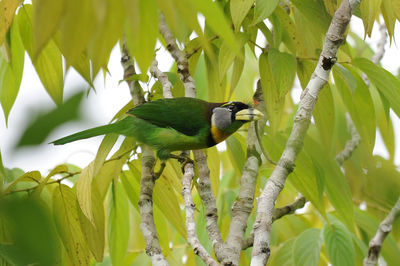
[52,97,263,160]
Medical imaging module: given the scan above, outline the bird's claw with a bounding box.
[153,162,166,180]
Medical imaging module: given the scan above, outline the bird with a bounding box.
[52,97,263,160]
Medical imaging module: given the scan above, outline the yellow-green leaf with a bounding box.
[78,181,105,262]
[381,0,396,41]
[0,17,24,122]
[89,0,124,76]
[293,228,323,266]
[353,57,400,118]
[323,219,355,266]
[77,134,118,224]
[60,0,95,65]
[18,5,64,105]
[109,180,130,266]
[230,0,255,31]
[0,0,21,46]
[32,0,66,59]
[393,0,400,21]
[53,184,91,265]
[252,0,279,25]
[125,0,158,72]
[359,0,382,37]
[268,48,296,97]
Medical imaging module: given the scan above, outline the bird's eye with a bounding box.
[227,105,234,111]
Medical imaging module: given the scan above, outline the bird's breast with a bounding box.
[210,126,232,144]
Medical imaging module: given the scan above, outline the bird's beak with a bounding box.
[235,108,263,121]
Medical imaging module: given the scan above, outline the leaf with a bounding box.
[252,0,279,25]
[381,0,396,41]
[313,84,335,150]
[296,59,316,89]
[16,92,84,146]
[109,180,130,266]
[0,197,61,265]
[291,0,331,32]
[0,17,24,122]
[77,133,119,223]
[53,184,91,265]
[32,0,66,58]
[269,238,295,265]
[156,0,190,42]
[359,0,382,37]
[393,0,400,21]
[154,175,186,238]
[4,171,41,194]
[230,0,255,31]
[89,0,124,76]
[268,48,296,97]
[0,0,20,46]
[96,137,135,198]
[323,220,355,266]
[18,5,64,105]
[0,151,6,186]
[59,0,95,65]
[293,228,323,266]
[125,0,158,72]
[353,57,400,118]
[78,181,105,262]
[218,32,248,82]
[226,134,246,174]
[191,0,239,53]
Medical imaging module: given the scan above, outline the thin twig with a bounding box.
[150,59,173,99]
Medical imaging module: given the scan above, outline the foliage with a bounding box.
[1,0,400,265]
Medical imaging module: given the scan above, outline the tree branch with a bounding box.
[242,194,306,250]
[363,197,400,266]
[335,114,361,165]
[223,84,266,265]
[121,42,168,265]
[150,58,173,99]
[250,1,361,264]
[181,163,219,266]
[159,13,196,97]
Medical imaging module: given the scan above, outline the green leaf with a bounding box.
[226,134,246,174]
[291,0,331,32]
[53,184,92,265]
[323,220,355,266]
[0,151,6,187]
[125,0,158,72]
[353,57,400,118]
[393,0,400,21]
[32,0,66,58]
[296,59,316,89]
[156,0,190,42]
[78,182,105,262]
[0,197,61,265]
[252,0,279,25]
[359,0,382,37]
[269,238,295,265]
[0,17,24,122]
[268,48,296,96]
[89,0,124,76]
[293,228,323,266]
[18,5,64,105]
[230,0,255,31]
[16,92,84,146]
[109,180,130,266]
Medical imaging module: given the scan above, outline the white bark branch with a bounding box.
[182,163,219,266]
[335,114,361,165]
[121,42,168,265]
[250,1,361,264]
[159,13,196,97]
[150,59,173,99]
[363,197,400,266]
[371,24,387,65]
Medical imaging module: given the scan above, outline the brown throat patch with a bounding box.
[211,126,232,144]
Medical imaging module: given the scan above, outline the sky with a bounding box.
[0,17,399,175]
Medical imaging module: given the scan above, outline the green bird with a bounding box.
[52,97,263,160]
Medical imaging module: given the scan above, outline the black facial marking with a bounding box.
[220,102,250,121]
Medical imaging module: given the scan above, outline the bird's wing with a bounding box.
[127,98,212,136]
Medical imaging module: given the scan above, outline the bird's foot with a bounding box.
[169,154,194,171]
[153,162,166,180]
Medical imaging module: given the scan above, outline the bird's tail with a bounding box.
[51,119,130,145]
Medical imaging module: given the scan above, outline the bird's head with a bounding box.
[210,101,263,144]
